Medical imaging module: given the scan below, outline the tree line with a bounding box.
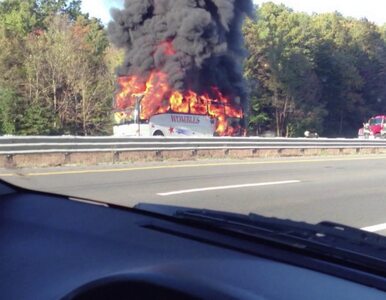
[245,3,386,137]
[1,1,386,137]
[0,0,122,135]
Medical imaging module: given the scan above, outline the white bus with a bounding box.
[113,111,217,137]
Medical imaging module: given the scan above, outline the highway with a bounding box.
[1,155,386,235]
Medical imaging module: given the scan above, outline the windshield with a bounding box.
[369,118,383,126]
[1,0,386,241]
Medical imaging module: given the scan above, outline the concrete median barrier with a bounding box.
[1,136,386,168]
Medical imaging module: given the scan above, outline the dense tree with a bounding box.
[244,3,325,136]
[244,3,386,137]
[22,15,114,135]
[0,86,17,134]
[0,0,116,136]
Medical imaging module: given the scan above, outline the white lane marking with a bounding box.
[157,180,301,196]
[361,223,386,233]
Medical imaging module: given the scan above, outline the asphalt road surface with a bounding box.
[2,155,386,235]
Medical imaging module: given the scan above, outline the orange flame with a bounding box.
[115,72,243,136]
[158,40,176,56]
[115,41,243,136]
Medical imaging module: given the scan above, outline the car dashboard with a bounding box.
[1,184,386,300]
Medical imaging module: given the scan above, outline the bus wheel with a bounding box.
[153,130,164,136]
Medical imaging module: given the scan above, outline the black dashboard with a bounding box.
[1,184,385,299]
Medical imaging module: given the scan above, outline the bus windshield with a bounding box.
[113,109,137,125]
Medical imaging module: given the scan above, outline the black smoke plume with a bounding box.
[108,0,254,111]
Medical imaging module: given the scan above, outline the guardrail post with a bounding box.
[113,151,120,163]
[5,154,15,168]
[64,152,71,164]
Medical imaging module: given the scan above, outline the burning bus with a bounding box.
[108,0,253,137]
[113,72,244,137]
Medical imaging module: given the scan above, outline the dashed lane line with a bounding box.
[157,180,301,196]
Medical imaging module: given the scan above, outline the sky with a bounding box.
[81,0,386,25]
[81,0,122,24]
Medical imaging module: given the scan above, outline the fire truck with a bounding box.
[358,115,386,139]
[113,95,217,137]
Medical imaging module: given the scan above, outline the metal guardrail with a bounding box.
[1,136,386,155]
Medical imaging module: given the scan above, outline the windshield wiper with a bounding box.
[135,203,386,276]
